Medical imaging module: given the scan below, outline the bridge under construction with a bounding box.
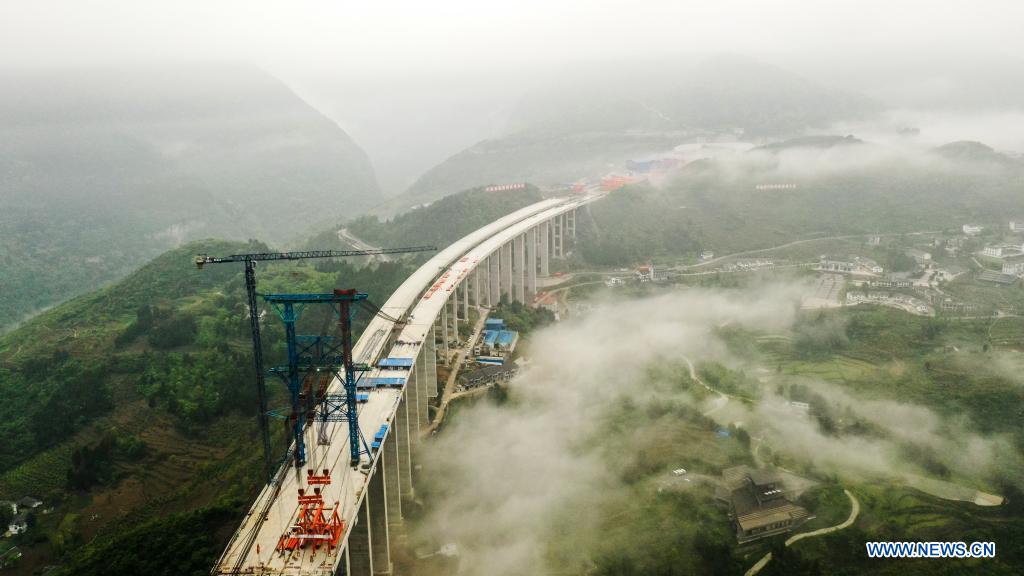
[213,192,599,575]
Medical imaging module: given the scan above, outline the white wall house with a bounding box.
[1003,257,1024,277]
[8,513,27,535]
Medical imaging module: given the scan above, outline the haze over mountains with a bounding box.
[0,64,379,329]
[6,50,1024,334]
[2,3,1024,574]
[6,52,1024,332]
[387,55,881,213]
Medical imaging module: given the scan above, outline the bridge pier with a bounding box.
[440,304,449,362]
[552,215,560,259]
[347,495,374,576]
[368,459,392,575]
[473,268,481,309]
[341,545,351,575]
[564,212,570,245]
[396,393,413,500]
[415,346,429,431]
[427,328,439,398]
[406,357,422,443]
[488,254,499,307]
[462,278,470,320]
[383,424,403,528]
[500,242,512,302]
[540,220,550,276]
[449,290,458,342]
[513,234,525,303]
[527,226,538,302]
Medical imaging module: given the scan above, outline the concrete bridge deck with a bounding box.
[213,192,598,575]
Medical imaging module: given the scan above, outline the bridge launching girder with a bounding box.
[264,290,371,468]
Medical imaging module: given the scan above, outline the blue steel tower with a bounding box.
[264,289,371,468]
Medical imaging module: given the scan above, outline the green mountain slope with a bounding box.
[0,239,414,573]
[0,186,549,572]
[576,138,1024,266]
[306,184,545,251]
[0,65,380,331]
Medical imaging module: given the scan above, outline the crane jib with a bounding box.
[195,246,436,267]
[193,243,436,482]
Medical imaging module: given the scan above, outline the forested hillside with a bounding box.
[0,240,414,573]
[0,65,380,331]
[0,180,552,572]
[307,184,544,251]
[576,138,1024,266]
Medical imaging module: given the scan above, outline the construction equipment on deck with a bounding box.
[277,472,345,554]
[263,289,373,469]
[195,246,435,483]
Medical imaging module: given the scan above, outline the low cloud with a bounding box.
[415,284,1020,574]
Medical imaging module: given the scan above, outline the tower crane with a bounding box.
[196,246,435,482]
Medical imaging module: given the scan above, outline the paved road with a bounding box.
[683,230,940,270]
[682,356,729,416]
[338,228,389,261]
[745,489,860,576]
[426,309,491,435]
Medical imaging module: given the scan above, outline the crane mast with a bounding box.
[195,245,435,482]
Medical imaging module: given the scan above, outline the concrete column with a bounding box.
[440,304,449,361]
[526,226,538,302]
[416,348,428,430]
[569,208,576,239]
[396,393,413,499]
[500,243,512,302]
[348,496,374,576]
[561,213,568,257]
[554,215,562,258]
[407,362,421,437]
[513,234,525,303]
[473,268,481,307]
[427,331,439,398]
[540,220,550,276]
[383,426,402,527]
[450,290,458,341]
[481,258,490,307]
[462,278,470,320]
[368,464,391,574]
[489,254,500,306]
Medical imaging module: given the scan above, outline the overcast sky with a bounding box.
[4,1,1024,72]
[4,0,1023,192]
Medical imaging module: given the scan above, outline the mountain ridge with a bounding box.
[0,64,381,331]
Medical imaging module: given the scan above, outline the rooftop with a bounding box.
[735,499,810,532]
[460,364,517,384]
[482,329,517,346]
[977,270,1018,285]
[722,465,779,490]
[16,497,41,508]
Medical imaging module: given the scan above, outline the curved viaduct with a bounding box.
[214,192,600,575]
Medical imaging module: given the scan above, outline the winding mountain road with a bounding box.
[744,489,860,576]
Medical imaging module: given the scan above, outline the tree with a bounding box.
[0,502,12,529]
[736,427,751,450]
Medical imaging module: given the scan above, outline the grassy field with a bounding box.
[789,483,1024,575]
